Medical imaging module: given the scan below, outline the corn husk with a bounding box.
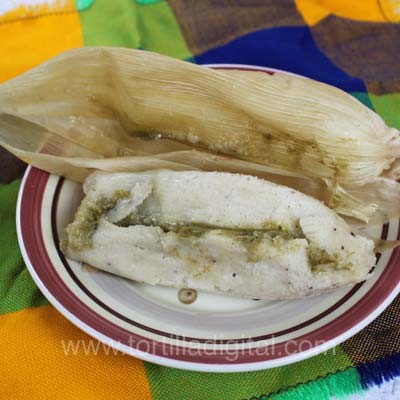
[0,47,399,224]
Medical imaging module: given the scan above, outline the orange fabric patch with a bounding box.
[0,11,83,83]
[0,305,152,399]
[295,0,387,26]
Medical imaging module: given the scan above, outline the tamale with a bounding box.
[0,47,399,223]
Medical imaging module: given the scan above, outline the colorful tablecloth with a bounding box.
[1,1,400,399]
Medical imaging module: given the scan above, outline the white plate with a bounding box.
[17,65,400,372]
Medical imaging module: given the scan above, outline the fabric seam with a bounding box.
[0,9,77,26]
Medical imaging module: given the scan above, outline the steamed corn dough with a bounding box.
[62,171,376,299]
[1,47,400,223]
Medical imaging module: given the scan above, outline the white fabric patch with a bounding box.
[0,0,66,16]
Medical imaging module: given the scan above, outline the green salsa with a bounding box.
[64,189,345,272]
[62,189,129,252]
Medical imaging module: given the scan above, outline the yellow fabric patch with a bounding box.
[0,10,83,83]
[380,0,400,22]
[0,305,152,399]
[295,0,388,26]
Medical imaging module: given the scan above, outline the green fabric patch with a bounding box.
[271,368,363,400]
[369,93,400,130]
[145,347,352,400]
[185,56,196,63]
[79,0,192,59]
[351,92,374,111]
[137,1,192,59]
[75,0,95,11]
[136,0,162,4]
[79,0,141,48]
[0,180,48,315]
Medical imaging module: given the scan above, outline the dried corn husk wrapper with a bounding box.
[1,47,399,224]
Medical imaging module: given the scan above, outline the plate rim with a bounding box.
[16,63,400,372]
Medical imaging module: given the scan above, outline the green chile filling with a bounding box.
[61,190,130,252]
[63,191,340,269]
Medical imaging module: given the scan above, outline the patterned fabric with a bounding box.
[1,1,400,399]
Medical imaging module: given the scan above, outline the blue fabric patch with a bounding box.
[357,353,400,389]
[195,26,367,93]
